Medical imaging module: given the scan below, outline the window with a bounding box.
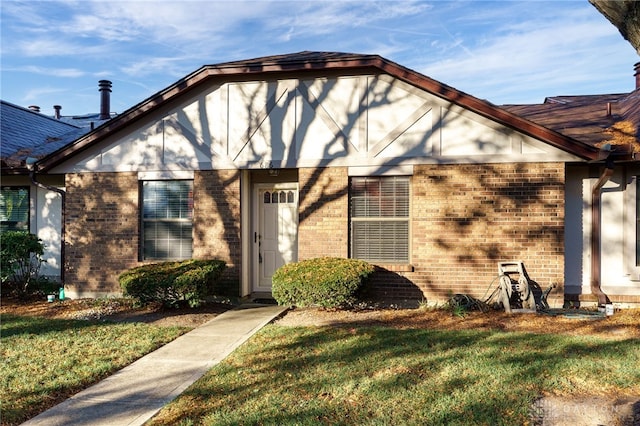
[0,187,29,232]
[350,176,409,263]
[263,190,296,204]
[142,180,193,260]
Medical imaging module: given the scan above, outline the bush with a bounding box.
[118,259,226,307]
[0,231,47,297]
[272,257,375,308]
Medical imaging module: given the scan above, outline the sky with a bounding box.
[1,0,638,117]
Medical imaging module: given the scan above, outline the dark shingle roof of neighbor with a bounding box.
[1,100,113,172]
[501,90,640,150]
[1,100,83,169]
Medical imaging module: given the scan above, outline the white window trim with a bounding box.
[138,170,195,181]
[349,175,411,264]
[141,180,194,261]
[348,165,414,177]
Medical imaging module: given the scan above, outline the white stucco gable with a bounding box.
[51,72,582,174]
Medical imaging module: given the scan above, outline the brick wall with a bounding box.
[295,163,564,303]
[64,162,565,302]
[65,170,243,296]
[368,162,566,302]
[65,172,139,295]
[298,167,349,259]
[192,170,241,287]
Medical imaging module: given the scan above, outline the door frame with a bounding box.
[251,182,299,293]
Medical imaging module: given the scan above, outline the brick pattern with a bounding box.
[368,162,566,302]
[65,172,139,294]
[63,163,566,303]
[65,170,243,296]
[298,167,349,259]
[192,170,241,283]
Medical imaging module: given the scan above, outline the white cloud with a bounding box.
[412,3,637,103]
[22,86,69,103]
[1,0,635,113]
[16,66,86,78]
[119,56,195,79]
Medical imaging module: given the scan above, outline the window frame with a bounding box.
[140,180,194,261]
[0,186,30,232]
[348,175,411,264]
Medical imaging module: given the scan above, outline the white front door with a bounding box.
[253,183,298,292]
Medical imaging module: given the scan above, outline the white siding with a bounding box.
[565,166,640,299]
[2,175,63,281]
[52,74,581,174]
[35,185,62,278]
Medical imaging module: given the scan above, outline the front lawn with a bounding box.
[149,324,640,425]
[0,314,188,425]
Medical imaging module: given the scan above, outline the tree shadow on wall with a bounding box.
[357,266,425,308]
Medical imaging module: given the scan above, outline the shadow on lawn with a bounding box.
[0,314,100,338]
[162,326,640,426]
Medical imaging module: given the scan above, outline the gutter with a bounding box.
[590,156,614,306]
[28,168,66,285]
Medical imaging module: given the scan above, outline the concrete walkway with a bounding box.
[22,304,288,426]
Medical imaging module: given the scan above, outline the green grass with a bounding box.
[0,314,188,425]
[149,325,640,426]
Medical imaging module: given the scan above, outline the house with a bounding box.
[1,101,78,281]
[503,71,640,306]
[0,82,115,282]
[14,52,640,305]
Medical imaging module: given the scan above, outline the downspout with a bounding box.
[29,168,66,285]
[590,157,614,306]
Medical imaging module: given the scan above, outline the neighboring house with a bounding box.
[503,71,640,306]
[1,101,78,281]
[0,82,114,282]
[20,53,640,305]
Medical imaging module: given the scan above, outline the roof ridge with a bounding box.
[206,51,378,68]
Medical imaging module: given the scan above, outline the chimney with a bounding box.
[53,105,61,119]
[635,62,640,90]
[28,105,40,113]
[98,80,112,120]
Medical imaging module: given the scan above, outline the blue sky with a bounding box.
[1,0,637,117]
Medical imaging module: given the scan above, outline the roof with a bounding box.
[502,90,640,159]
[1,100,84,172]
[1,101,115,173]
[35,51,603,171]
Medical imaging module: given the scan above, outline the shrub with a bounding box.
[118,259,226,307]
[0,231,47,297]
[272,257,375,308]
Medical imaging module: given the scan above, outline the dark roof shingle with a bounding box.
[0,100,85,169]
[502,90,640,150]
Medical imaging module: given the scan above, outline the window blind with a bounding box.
[0,187,29,232]
[142,181,193,260]
[350,176,409,263]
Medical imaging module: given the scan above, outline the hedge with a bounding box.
[272,257,375,308]
[119,259,226,307]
